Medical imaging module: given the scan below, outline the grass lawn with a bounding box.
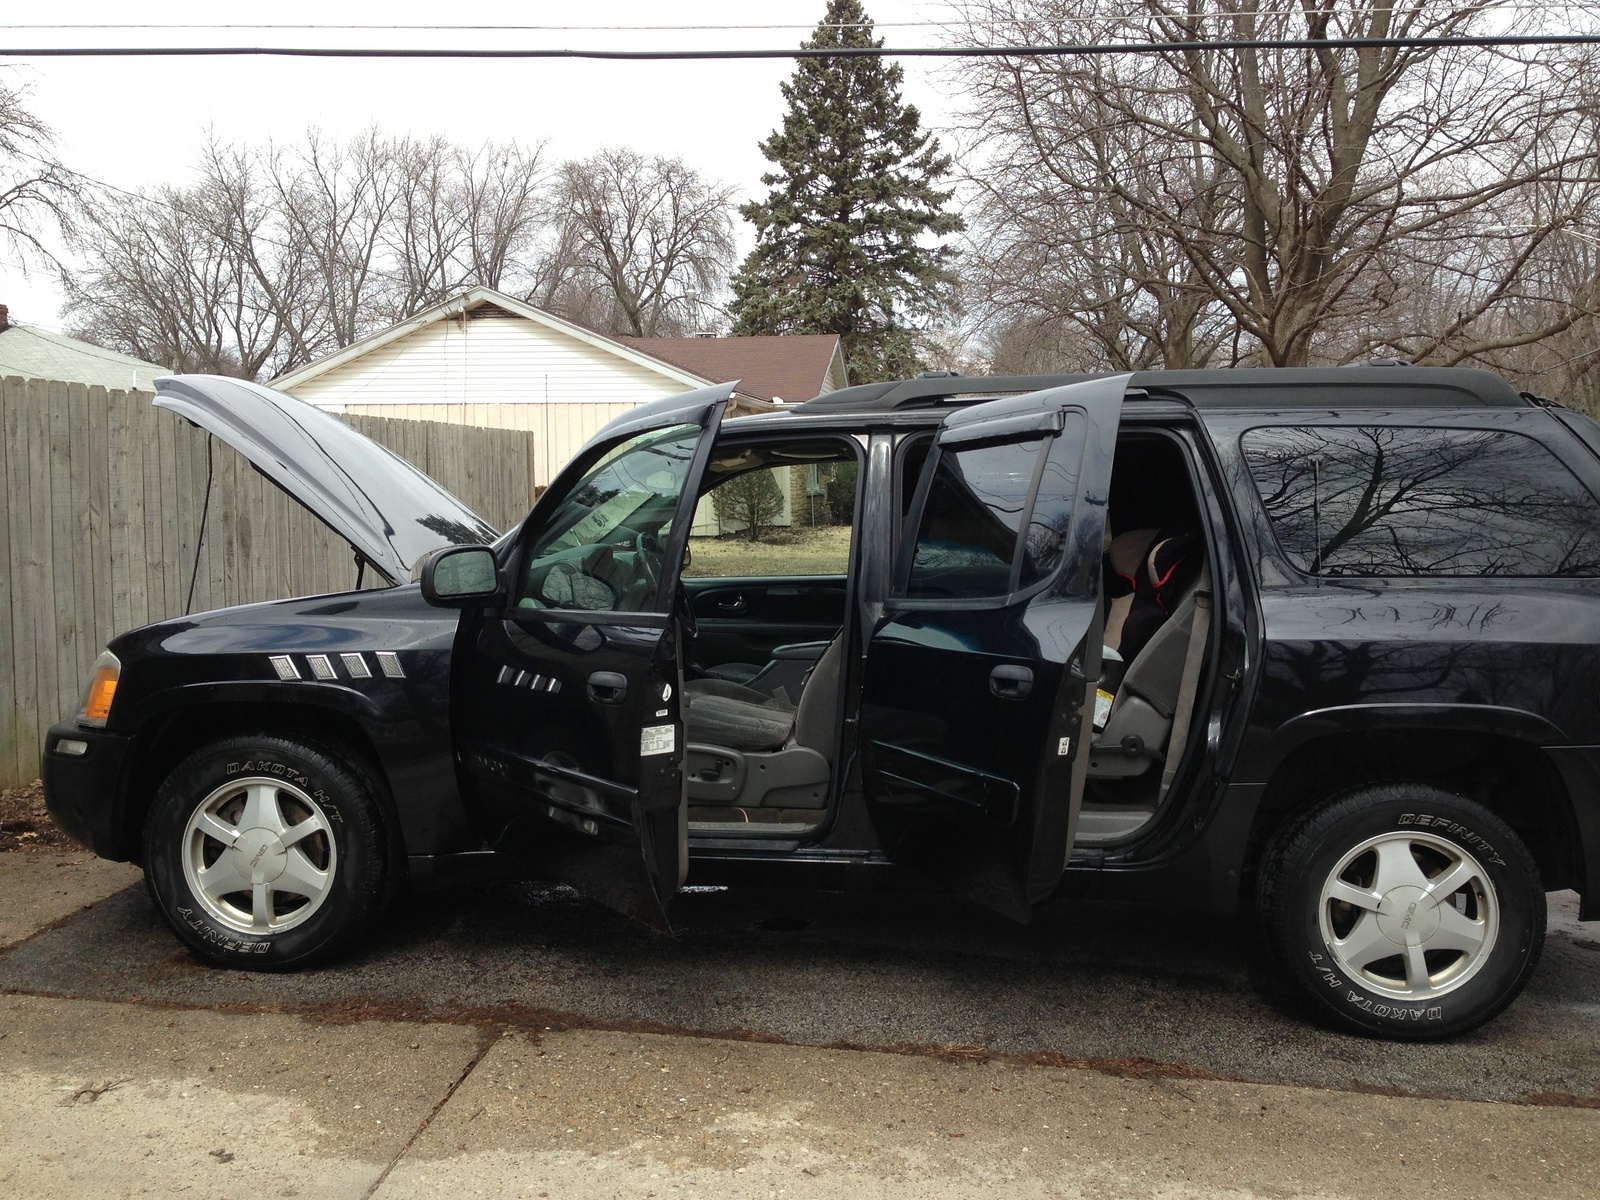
[685,524,854,578]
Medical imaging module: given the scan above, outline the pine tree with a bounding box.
[728,0,962,384]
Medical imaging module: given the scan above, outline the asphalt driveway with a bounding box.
[3,862,1597,1107]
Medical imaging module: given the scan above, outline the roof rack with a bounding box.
[792,366,1532,413]
[791,372,1101,414]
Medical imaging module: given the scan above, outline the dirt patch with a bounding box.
[0,781,73,853]
[1520,1091,1600,1109]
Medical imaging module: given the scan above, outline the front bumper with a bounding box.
[41,720,137,861]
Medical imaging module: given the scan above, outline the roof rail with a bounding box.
[792,372,1102,414]
[794,366,1533,413]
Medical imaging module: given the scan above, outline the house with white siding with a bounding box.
[271,287,845,490]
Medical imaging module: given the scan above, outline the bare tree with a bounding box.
[69,133,728,375]
[0,72,79,274]
[384,136,548,316]
[67,128,550,379]
[548,148,735,337]
[67,182,282,377]
[954,1,1600,370]
[266,129,399,355]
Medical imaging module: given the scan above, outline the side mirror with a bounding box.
[682,542,693,570]
[421,545,503,607]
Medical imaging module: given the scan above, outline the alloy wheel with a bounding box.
[180,776,338,934]
[1318,830,1500,1002]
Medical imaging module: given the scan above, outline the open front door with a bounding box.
[860,375,1129,920]
[454,384,735,929]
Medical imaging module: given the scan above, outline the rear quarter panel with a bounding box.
[1204,407,1600,910]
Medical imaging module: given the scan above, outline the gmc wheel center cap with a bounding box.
[232,827,288,883]
[1375,885,1441,945]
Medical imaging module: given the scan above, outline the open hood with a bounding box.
[153,375,498,583]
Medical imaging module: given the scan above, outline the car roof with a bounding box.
[784,366,1531,418]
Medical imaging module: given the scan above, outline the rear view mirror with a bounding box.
[422,545,503,607]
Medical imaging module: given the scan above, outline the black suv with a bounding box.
[42,368,1600,1039]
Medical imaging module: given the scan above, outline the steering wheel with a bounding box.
[634,530,663,597]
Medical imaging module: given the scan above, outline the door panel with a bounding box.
[459,613,686,926]
[860,375,1129,920]
[452,383,735,929]
[684,576,848,668]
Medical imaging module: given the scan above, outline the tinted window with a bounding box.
[898,435,934,522]
[1018,428,1084,588]
[906,438,1044,598]
[1242,425,1600,577]
[516,424,699,612]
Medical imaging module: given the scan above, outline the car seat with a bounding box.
[1103,528,1157,675]
[1105,529,1200,661]
[681,635,843,808]
[1089,540,1211,785]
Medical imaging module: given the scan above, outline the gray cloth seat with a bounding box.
[684,636,842,756]
[683,635,844,807]
[1088,565,1210,779]
[682,677,796,752]
[702,661,764,686]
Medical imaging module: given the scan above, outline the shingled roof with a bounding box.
[0,318,165,391]
[619,334,847,403]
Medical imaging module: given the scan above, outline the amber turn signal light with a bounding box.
[78,651,121,727]
[84,668,118,722]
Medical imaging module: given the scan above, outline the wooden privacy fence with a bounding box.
[0,376,541,789]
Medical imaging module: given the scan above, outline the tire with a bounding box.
[142,733,391,970]
[1258,783,1545,1040]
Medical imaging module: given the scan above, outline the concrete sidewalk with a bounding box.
[2,854,1597,1199]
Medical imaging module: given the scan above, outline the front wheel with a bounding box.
[1258,784,1545,1039]
[143,734,391,970]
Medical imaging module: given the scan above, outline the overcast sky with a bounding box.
[0,0,965,332]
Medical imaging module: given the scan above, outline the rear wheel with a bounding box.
[143,734,390,970]
[1258,784,1544,1039]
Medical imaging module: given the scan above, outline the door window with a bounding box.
[903,419,1085,600]
[515,423,700,611]
[685,459,857,578]
[1242,425,1600,576]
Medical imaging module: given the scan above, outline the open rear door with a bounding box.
[453,383,736,929]
[860,375,1129,920]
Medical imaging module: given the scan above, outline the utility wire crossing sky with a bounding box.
[6,33,1600,58]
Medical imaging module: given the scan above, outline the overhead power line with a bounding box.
[5,2,1600,31]
[0,21,940,33]
[5,34,1600,60]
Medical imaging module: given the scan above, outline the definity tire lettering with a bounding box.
[1395,813,1506,866]
[174,907,271,954]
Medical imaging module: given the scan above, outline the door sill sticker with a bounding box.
[641,724,677,756]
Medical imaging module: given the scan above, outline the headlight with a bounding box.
[78,650,121,727]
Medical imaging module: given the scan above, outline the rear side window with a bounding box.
[904,420,1083,599]
[1242,425,1600,577]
